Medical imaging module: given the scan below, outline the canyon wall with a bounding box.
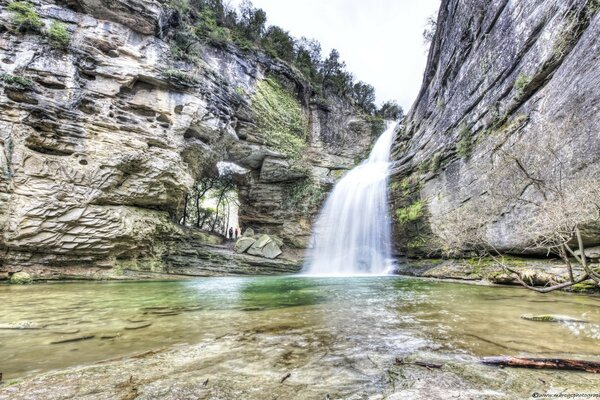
[0,0,375,279]
[391,0,600,257]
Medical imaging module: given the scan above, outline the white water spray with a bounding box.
[304,123,396,275]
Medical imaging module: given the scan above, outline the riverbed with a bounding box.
[1,276,600,399]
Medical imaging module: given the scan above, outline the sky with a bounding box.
[230,0,441,111]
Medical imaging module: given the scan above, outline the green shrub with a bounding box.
[429,151,442,173]
[160,69,199,87]
[287,179,327,215]
[47,21,71,48]
[396,201,424,224]
[514,73,531,96]
[7,1,43,32]
[456,124,472,158]
[1,73,34,88]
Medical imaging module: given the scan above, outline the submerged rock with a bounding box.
[0,321,44,330]
[10,272,32,285]
[521,315,587,323]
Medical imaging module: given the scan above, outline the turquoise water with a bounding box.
[1,276,600,380]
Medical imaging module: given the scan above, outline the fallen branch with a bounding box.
[394,358,443,370]
[50,335,95,344]
[482,356,600,373]
[280,372,291,383]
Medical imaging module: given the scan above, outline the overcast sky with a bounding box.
[230,0,441,111]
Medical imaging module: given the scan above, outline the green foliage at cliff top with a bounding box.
[165,0,402,118]
[252,76,307,159]
[7,1,43,32]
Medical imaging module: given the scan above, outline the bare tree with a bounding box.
[429,129,600,292]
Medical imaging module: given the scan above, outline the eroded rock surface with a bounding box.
[390,0,600,256]
[0,0,373,279]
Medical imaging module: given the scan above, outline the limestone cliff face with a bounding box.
[0,0,373,278]
[391,0,600,256]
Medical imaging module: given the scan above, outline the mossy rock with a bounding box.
[251,76,307,159]
[10,271,32,284]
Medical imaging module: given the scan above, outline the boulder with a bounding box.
[246,234,282,259]
[574,246,600,261]
[10,272,32,285]
[247,234,272,256]
[259,157,307,183]
[243,228,255,238]
[234,237,256,254]
[262,241,282,259]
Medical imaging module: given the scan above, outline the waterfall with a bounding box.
[304,123,396,275]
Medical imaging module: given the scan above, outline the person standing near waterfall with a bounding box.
[228,227,234,240]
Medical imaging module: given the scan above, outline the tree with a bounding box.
[262,26,295,62]
[377,100,404,120]
[352,81,377,114]
[423,15,437,45]
[238,0,266,42]
[430,130,600,292]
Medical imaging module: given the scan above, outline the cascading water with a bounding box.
[304,123,396,275]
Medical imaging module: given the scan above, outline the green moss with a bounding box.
[514,73,531,97]
[429,151,442,173]
[47,21,70,48]
[7,1,43,32]
[10,271,32,284]
[456,124,472,159]
[1,73,34,88]
[252,76,307,159]
[407,236,427,249]
[287,179,326,215]
[436,96,445,109]
[366,114,386,137]
[570,281,600,293]
[159,69,199,88]
[396,200,425,224]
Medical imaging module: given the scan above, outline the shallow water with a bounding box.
[1,276,600,380]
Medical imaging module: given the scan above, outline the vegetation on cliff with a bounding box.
[163,0,403,120]
[251,76,307,158]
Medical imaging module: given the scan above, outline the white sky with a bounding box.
[229,0,441,110]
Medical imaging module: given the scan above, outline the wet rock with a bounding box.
[100,333,121,339]
[574,246,600,261]
[0,321,44,330]
[50,329,81,334]
[235,237,256,253]
[243,228,255,238]
[10,272,32,285]
[124,322,152,330]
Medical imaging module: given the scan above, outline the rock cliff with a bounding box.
[0,0,375,279]
[391,0,600,256]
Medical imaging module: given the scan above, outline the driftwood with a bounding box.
[482,356,600,373]
[394,358,443,369]
[50,335,95,344]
